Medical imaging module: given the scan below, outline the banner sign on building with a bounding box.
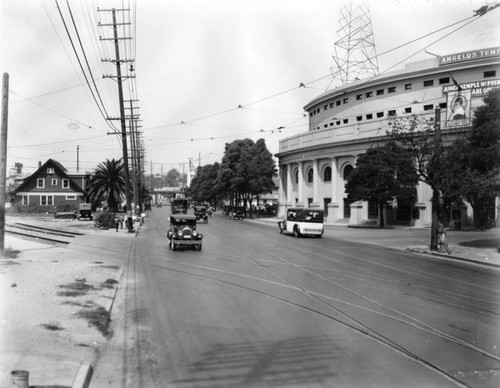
[439,47,500,66]
[446,90,472,127]
[442,78,500,96]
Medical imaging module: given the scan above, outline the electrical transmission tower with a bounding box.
[329,0,379,88]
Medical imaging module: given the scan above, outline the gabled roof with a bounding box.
[11,158,85,195]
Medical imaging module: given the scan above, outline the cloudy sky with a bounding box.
[1,0,499,176]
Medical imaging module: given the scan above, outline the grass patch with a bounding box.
[57,279,94,297]
[76,306,111,337]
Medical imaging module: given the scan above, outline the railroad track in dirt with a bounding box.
[5,222,85,245]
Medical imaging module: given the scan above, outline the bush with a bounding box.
[94,211,117,228]
[55,203,78,212]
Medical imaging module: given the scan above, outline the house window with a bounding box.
[324,124,328,128]
[405,107,412,113]
[294,170,299,184]
[62,179,69,188]
[307,168,313,183]
[424,104,434,111]
[388,110,396,116]
[365,91,373,98]
[356,94,362,100]
[376,89,384,96]
[330,102,334,108]
[336,120,341,125]
[343,118,348,124]
[37,178,44,188]
[47,168,55,174]
[366,114,373,120]
[343,98,348,104]
[388,86,396,93]
[22,195,29,205]
[439,102,447,109]
[336,100,341,106]
[323,166,332,182]
[405,83,412,90]
[439,77,450,84]
[484,70,496,78]
[66,195,77,200]
[343,165,353,180]
[423,80,434,87]
[51,178,57,186]
[324,105,328,110]
[41,195,54,206]
[377,112,384,118]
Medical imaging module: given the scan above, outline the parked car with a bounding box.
[277,208,324,238]
[167,214,203,251]
[228,206,246,220]
[77,203,93,221]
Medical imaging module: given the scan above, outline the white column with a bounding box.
[331,157,338,202]
[278,165,286,204]
[313,159,320,204]
[298,161,304,204]
[286,164,293,204]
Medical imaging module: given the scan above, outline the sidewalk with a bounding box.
[245,215,500,268]
[0,215,137,388]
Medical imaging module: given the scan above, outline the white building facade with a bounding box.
[276,47,500,227]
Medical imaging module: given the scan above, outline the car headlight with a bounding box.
[177,230,183,237]
[192,230,198,237]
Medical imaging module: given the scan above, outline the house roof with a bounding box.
[11,158,86,195]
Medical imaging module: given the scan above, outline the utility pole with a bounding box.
[99,7,135,232]
[0,73,9,251]
[430,107,442,251]
[76,145,79,172]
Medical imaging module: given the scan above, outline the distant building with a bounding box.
[10,159,91,210]
[276,47,500,227]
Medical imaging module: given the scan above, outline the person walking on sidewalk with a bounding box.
[437,221,452,255]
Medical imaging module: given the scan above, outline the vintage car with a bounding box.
[193,205,208,223]
[228,206,246,220]
[277,208,324,238]
[167,214,203,251]
[77,203,93,221]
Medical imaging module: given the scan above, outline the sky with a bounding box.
[0,0,499,177]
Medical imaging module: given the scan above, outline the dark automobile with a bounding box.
[77,203,93,221]
[193,205,208,223]
[167,214,203,251]
[228,206,246,220]
[171,198,188,214]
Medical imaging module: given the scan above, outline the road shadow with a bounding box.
[459,239,500,250]
[171,336,338,387]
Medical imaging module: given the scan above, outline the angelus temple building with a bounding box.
[275,47,500,227]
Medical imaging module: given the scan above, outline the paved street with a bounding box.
[91,208,500,388]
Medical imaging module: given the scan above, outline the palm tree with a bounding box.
[87,159,126,212]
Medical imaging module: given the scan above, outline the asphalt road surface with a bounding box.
[91,207,500,388]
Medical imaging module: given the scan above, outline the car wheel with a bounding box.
[294,226,301,238]
[198,244,202,251]
[171,240,176,251]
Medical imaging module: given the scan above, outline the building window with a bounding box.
[356,116,363,121]
[62,179,69,188]
[388,86,396,93]
[37,178,44,188]
[330,103,334,108]
[377,112,384,118]
[366,114,373,120]
[51,178,57,186]
[336,100,341,106]
[22,195,29,205]
[323,166,332,182]
[66,195,77,200]
[439,102,447,109]
[405,83,412,90]
[308,198,313,206]
[365,91,373,98]
[47,168,54,174]
[423,80,434,87]
[343,118,348,124]
[356,94,362,100]
[336,120,341,125]
[41,195,54,206]
[324,124,328,128]
[484,70,496,78]
[405,107,412,113]
[329,122,334,127]
[343,165,353,180]
[307,168,313,183]
[388,110,396,116]
[343,98,349,104]
[424,104,434,111]
[324,105,328,110]
[439,77,450,84]
[376,89,384,96]
[294,170,299,184]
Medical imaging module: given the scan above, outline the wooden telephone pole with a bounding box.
[0,73,9,251]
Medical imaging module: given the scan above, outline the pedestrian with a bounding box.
[437,221,452,255]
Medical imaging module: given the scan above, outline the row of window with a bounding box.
[37,177,70,189]
[292,165,353,184]
[313,102,447,130]
[22,195,77,205]
[310,70,497,116]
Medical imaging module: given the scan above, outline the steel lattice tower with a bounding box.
[330,0,379,87]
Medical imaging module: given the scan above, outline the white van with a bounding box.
[278,207,324,238]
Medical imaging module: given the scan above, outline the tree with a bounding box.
[345,143,418,227]
[165,169,181,187]
[87,159,126,212]
[188,162,221,205]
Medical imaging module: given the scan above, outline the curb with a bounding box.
[72,362,93,388]
[406,247,500,268]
